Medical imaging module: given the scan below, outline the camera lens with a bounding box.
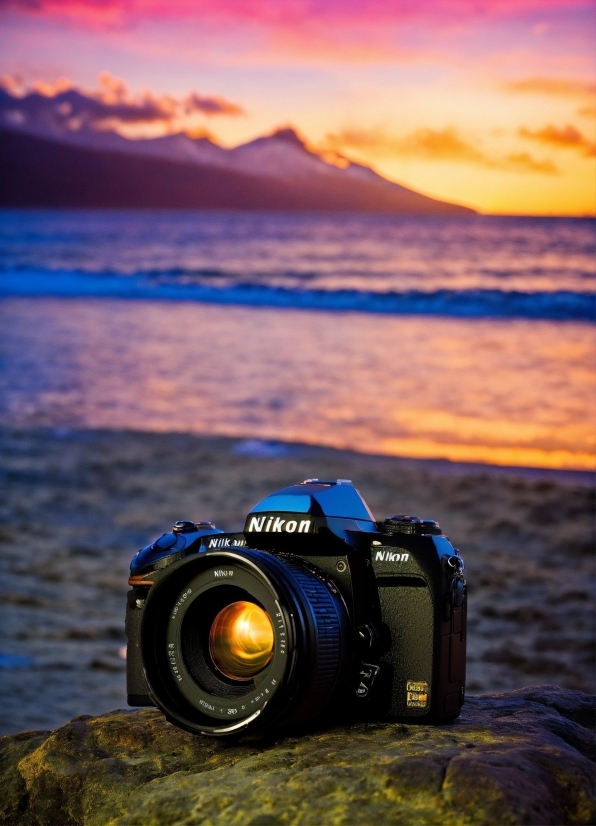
[139,549,353,736]
[209,601,274,680]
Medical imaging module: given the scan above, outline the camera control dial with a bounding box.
[173,520,214,534]
[382,515,441,535]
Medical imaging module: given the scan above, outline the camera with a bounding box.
[126,479,466,736]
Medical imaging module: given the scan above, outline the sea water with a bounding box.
[0,210,594,469]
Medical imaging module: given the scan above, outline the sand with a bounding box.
[0,427,593,736]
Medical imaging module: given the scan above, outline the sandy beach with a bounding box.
[0,426,593,736]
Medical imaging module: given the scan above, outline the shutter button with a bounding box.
[173,520,197,534]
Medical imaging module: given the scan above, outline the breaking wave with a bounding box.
[0,268,593,321]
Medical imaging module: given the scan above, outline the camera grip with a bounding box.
[125,596,154,706]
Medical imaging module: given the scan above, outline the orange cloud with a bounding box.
[389,128,488,163]
[324,127,558,173]
[94,72,243,118]
[504,77,596,98]
[505,153,557,174]
[519,124,596,157]
[183,92,242,117]
[326,127,486,161]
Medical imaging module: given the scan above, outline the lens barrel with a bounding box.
[139,549,352,736]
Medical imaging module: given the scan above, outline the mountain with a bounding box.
[0,88,474,213]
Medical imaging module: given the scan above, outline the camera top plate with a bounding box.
[248,479,376,522]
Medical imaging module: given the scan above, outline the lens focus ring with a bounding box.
[276,557,347,716]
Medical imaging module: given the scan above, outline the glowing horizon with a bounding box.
[1,0,594,215]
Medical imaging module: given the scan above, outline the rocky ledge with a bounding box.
[0,686,594,826]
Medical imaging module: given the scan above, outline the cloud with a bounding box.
[326,127,487,162]
[1,0,592,63]
[504,77,596,98]
[325,126,558,174]
[0,73,243,137]
[389,128,488,163]
[519,124,596,157]
[505,153,557,174]
[1,0,591,27]
[183,92,241,116]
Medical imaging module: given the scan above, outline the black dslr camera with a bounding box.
[126,479,466,736]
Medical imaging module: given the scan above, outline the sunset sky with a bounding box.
[1,0,594,215]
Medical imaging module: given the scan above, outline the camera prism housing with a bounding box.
[126,479,466,736]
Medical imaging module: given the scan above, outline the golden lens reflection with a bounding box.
[209,601,274,681]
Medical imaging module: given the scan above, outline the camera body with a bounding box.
[126,479,466,736]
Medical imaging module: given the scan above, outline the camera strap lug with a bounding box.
[442,553,466,620]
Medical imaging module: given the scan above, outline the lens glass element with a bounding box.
[209,601,274,680]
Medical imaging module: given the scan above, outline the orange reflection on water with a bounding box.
[1,299,594,471]
[379,439,594,472]
[385,410,595,469]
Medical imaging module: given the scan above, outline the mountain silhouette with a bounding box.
[0,88,475,212]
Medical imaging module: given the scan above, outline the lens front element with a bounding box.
[209,600,274,680]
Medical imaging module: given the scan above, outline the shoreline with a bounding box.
[39,425,596,484]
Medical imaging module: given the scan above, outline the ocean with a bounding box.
[0,210,594,469]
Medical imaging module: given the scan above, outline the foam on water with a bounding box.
[0,268,592,320]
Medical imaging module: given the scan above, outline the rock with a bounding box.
[0,686,594,826]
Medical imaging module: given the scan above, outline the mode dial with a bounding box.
[382,515,441,535]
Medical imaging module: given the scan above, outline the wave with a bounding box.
[0,269,593,321]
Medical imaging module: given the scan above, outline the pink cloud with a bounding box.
[0,0,592,29]
[1,1,592,71]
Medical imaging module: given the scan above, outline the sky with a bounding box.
[0,0,594,215]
